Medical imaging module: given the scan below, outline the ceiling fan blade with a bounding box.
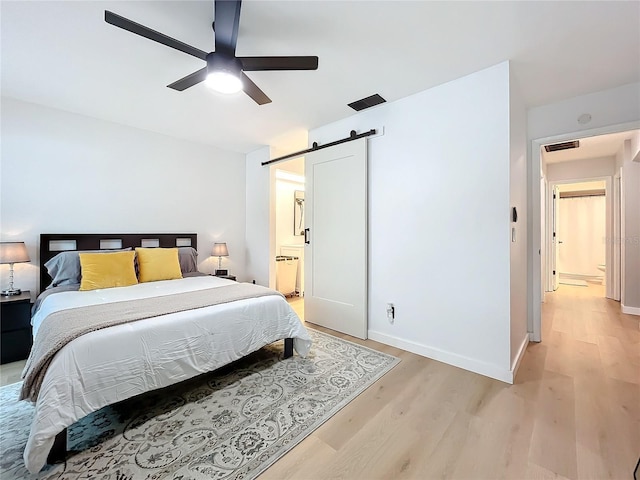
[239,56,319,71]
[241,73,271,105]
[105,11,208,61]
[214,0,242,56]
[167,67,208,91]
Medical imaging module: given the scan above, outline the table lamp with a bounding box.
[1,242,31,296]
[212,242,229,276]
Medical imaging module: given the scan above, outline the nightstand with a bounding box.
[215,274,236,281]
[1,291,33,364]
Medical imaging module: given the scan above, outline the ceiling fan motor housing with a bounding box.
[207,53,243,77]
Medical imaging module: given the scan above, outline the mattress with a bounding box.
[23,276,312,473]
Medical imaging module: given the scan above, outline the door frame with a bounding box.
[272,162,306,296]
[613,171,622,301]
[529,121,638,343]
[540,174,547,304]
[620,167,626,307]
[549,185,560,292]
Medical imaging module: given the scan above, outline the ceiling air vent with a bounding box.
[348,93,386,112]
[544,140,580,153]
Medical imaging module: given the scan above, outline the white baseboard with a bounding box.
[621,304,640,316]
[510,334,530,382]
[368,330,515,384]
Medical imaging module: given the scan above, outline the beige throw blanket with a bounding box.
[21,283,283,402]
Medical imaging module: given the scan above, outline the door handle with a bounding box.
[304,228,310,244]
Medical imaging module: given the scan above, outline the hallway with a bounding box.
[518,281,639,478]
[540,282,637,383]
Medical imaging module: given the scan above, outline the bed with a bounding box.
[21,233,312,474]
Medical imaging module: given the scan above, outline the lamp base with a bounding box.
[1,288,22,296]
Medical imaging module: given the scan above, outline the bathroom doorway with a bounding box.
[553,180,607,294]
[273,157,305,298]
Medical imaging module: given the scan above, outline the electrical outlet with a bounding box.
[386,303,395,324]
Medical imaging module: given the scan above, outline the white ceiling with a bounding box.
[2,1,639,154]
[543,130,639,164]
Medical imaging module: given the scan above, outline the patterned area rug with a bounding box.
[0,329,399,479]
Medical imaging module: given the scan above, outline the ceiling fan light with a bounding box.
[206,71,243,94]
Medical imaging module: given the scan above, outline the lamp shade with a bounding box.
[0,242,30,264]
[212,243,229,257]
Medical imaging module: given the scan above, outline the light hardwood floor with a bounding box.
[266,285,639,479]
[2,286,637,479]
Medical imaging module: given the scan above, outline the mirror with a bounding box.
[294,190,305,236]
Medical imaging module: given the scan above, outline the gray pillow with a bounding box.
[178,247,198,274]
[44,248,132,288]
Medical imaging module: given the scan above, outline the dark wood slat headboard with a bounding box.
[40,233,197,291]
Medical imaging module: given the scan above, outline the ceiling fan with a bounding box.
[105,0,318,105]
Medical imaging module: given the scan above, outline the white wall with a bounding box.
[307,62,514,381]
[618,139,640,313]
[528,82,640,141]
[508,65,529,371]
[630,131,640,162]
[276,157,304,175]
[0,97,247,295]
[245,147,273,287]
[546,156,616,181]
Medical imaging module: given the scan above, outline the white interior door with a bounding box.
[552,185,560,290]
[304,138,367,339]
[613,174,621,301]
[540,176,547,303]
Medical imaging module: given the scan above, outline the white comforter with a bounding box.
[24,276,312,474]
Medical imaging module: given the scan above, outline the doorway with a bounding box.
[549,180,608,295]
[268,138,369,340]
[532,126,638,341]
[273,157,305,299]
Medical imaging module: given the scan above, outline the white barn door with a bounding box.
[304,138,367,339]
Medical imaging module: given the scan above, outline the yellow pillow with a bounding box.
[135,247,183,283]
[79,251,138,291]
